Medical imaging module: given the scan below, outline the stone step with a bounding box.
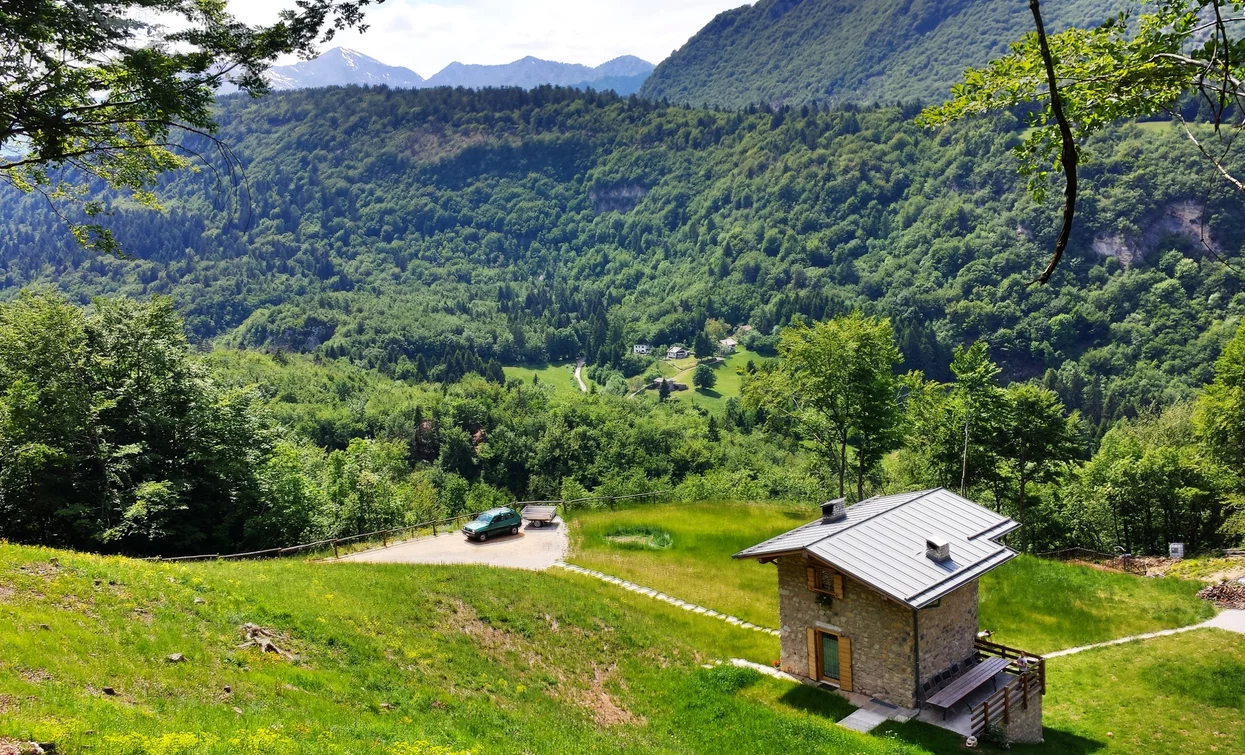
[837,708,889,734]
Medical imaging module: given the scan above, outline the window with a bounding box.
[805,564,844,599]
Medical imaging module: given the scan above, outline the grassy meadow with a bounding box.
[502,362,587,396]
[0,542,938,755]
[0,501,1233,754]
[567,501,1214,652]
[569,501,811,627]
[568,500,1239,754]
[632,347,761,412]
[881,627,1245,755]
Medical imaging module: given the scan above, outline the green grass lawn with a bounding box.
[879,628,1245,755]
[568,501,1215,653]
[976,555,1214,654]
[0,543,942,755]
[503,362,587,397]
[569,500,812,628]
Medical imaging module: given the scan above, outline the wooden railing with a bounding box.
[968,638,1044,736]
[147,489,672,563]
[153,513,478,563]
[969,671,1040,736]
[974,638,1045,694]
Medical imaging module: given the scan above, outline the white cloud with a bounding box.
[227,0,751,76]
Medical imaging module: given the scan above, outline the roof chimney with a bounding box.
[926,536,951,562]
[821,498,847,523]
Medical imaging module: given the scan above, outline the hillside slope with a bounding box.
[0,543,931,754]
[640,0,1123,107]
[1,88,1243,424]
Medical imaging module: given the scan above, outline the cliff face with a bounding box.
[1091,201,1219,267]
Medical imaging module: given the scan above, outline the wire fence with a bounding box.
[147,489,672,563]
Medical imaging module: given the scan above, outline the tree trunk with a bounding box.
[838,439,847,498]
[960,402,971,495]
[1018,472,1027,553]
[856,445,865,501]
[1017,444,1028,553]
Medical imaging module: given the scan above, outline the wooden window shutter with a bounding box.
[806,565,817,591]
[806,628,818,679]
[837,636,853,692]
[832,573,844,599]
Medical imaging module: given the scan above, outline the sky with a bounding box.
[227,0,752,76]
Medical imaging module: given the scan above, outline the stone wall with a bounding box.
[916,580,979,682]
[775,555,985,709]
[775,555,917,706]
[1002,680,1043,744]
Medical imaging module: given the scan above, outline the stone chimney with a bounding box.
[821,498,846,522]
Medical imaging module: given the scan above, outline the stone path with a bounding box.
[728,657,799,681]
[1045,608,1245,659]
[554,562,780,636]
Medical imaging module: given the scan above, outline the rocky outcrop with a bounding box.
[1091,201,1218,267]
[590,184,648,214]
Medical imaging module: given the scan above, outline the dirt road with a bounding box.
[336,519,568,571]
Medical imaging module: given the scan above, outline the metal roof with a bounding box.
[734,489,1018,609]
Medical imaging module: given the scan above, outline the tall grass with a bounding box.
[0,542,936,755]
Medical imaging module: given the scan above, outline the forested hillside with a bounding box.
[639,0,1121,108]
[1,86,1243,426]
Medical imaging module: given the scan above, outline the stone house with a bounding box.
[735,489,1044,743]
[633,344,651,355]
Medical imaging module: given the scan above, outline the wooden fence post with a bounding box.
[332,540,339,559]
[1003,688,1010,724]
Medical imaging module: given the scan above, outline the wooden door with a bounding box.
[808,628,853,692]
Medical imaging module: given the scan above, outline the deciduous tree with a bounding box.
[1,0,386,249]
[745,313,902,500]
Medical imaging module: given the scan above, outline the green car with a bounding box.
[462,507,522,541]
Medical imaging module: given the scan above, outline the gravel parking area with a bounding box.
[336,520,568,571]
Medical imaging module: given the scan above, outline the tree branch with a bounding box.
[1029,0,1079,286]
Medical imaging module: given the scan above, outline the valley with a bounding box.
[3,0,1245,752]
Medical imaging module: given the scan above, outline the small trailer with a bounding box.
[520,504,558,528]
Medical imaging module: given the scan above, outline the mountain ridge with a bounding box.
[265,48,654,95]
[267,46,425,89]
[639,0,1125,108]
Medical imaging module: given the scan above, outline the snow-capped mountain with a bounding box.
[265,47,424,90]
[424,55,654,94]
[254,49,654,95]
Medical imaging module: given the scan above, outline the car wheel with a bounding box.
[510,525,519,535]
[478,532,487,542]
[534,520,543,528]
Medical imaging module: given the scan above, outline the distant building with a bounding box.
[718,338,738,355]
[738,325,754,334]
[666,345,689,360]
[633,344,651,355]
[649,377,688,391]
